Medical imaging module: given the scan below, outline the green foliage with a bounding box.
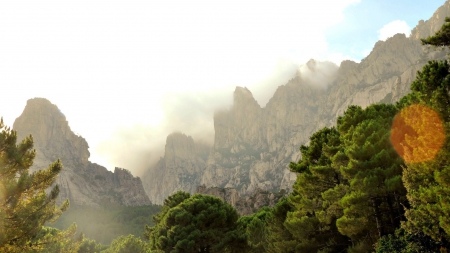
[101,235,149,253]
[334,104,407,250]
[375,228,442,253]
[421,17,450,47]
[234,207,270,252]
[409,60,450,98]
[77,233,104,253]
[265,198,296,253]
[0,120,70,252]
[146,192,241,253]
[285,127,351,252]
[25,225,81,253]
[397,60,450,244]
[52,203,161,245]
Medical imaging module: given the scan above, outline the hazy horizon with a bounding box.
[0,0,445,176]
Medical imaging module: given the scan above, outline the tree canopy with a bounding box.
[145,192,241,253]
[0,119,71,252]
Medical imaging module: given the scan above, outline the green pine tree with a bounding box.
[145,192,241,253]
[395,60,450,246]
[265,198,296,253]
[102,235,149,253]
[285,127,351,253]
[0,120,70,252]
[334,104,407,252]
[421,17,450,47]
[393,18,450,246]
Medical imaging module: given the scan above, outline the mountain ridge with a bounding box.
[13,98,151,207]
[142,0,450,205]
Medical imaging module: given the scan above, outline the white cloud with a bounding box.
[0,0,361,175]
[378,20,411,41]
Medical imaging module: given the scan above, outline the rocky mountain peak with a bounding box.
[297,60,339,88]
[13,98,151,207]
[410,0,450,40]
[233,86,260,109]
[143,133,210,204]
[13,98,89,168]
[164,132,197,164]
[142,0,450,209]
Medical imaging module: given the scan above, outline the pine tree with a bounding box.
[0,119,69,252]
[26,225,80,253]
[145,193,240,253]
[102,235,148,253]
[334,104,407,252]
[392,18,450,245]
[285,127,351,252]
[421,17,450,47]
[265,198,296,253]
[395,60,450,245]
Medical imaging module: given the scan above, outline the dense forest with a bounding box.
[1,17,450,253]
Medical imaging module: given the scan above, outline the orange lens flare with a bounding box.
[390,104,445,164]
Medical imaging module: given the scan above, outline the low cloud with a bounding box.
[378,20,411,41]
[297,60,339,89]
[0,1,364,177]
[95,59,305,176]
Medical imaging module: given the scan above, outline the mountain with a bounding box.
[13,98,151,207]
[142,133,210,203]
[196,185,285,215]
[142,0,450,205]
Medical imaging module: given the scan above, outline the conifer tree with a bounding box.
[395,61,450,244]
[26,225,80,253]
[393,18,450,245]
[146,193,240,253]
[285,127,351,252]
[0,119,69,252]
[421,17,450,47]
[102,235,148,253]
[334,104,407,252]
[265,198,296,253]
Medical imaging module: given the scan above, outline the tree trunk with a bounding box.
[386,195,397,228]
[371,197,384,238]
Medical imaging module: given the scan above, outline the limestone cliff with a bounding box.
[143,1,450,206]
[197,3,450,198]
[196,185,285,215]
[13,98,151,207]
[142,133,210,204]
[410,0,450,40]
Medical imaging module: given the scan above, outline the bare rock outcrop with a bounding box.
[196,185,285,215]
[13,98,151,207]
[410,0,450,40]
[143,1,450,208]
[142,133,211,204]
[196,185,240,206]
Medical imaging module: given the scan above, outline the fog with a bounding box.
[1,0,423,177]
[95,59,300,176]
[298,60,339,89]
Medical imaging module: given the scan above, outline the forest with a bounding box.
[1,16,450,253]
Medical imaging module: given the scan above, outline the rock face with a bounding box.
[13,98,151,207]
[196,185,285,215]
[142,133,210,204]
[143,1,450,206]
[410,0,450,40]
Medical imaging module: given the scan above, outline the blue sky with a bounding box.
[326,0,446,60]
[0,0,447,175]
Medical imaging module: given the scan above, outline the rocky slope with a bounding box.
[196,185,285,215]
[143,1,450,205]
[142,133,210,203]
[14,98,151,207]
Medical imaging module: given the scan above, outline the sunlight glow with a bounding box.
[390,104,445,164]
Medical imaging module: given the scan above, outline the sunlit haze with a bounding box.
[0,0,445,176]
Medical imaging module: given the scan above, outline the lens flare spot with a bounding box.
[390,104,445,163]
